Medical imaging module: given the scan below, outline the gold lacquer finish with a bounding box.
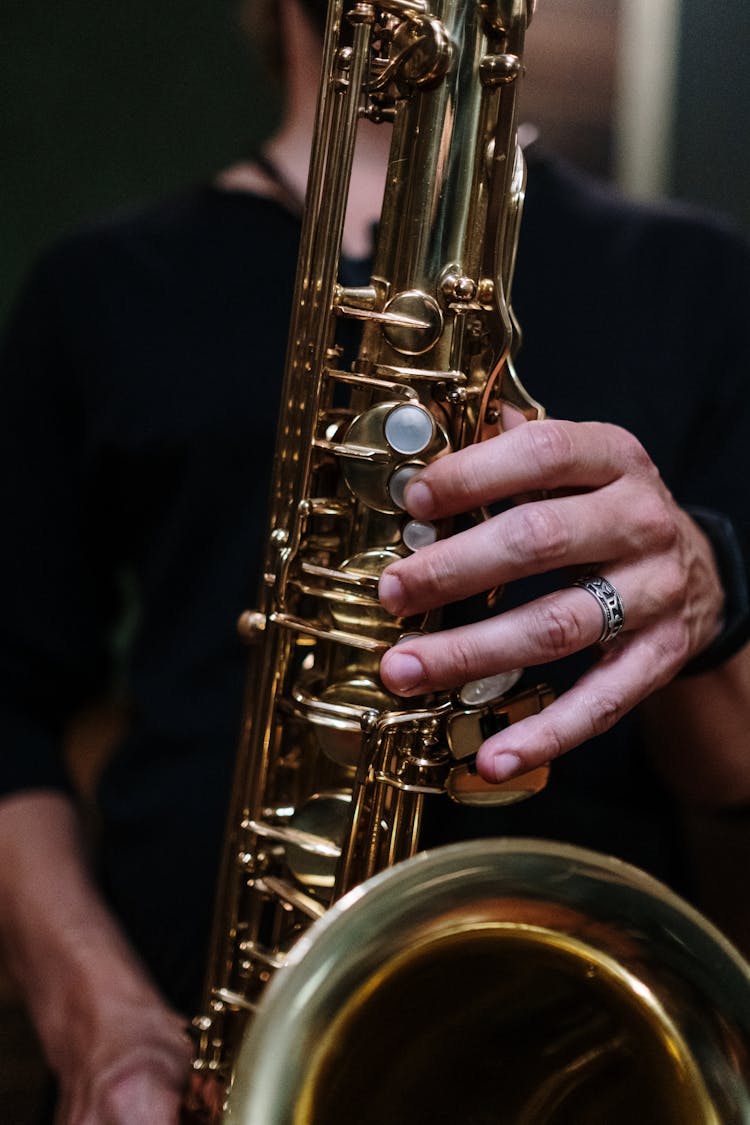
[300,930,713,1125]
[183,2,750,1122]
[228,842,750,1124]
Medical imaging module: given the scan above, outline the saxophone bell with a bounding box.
[228,841,750,1124]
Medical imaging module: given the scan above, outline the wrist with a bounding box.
[680,506,750,676]
[0,792,183,1079]
[32,915,178,1079]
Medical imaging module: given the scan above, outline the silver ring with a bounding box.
[571,575,625,644]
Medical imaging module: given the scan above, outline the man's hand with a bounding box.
[378,420,725,784]
[0,792,193,1125]
[53,1010,192,1125]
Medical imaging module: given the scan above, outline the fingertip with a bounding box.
[403,477,434,519]
[378,571,405,615]
[380,650,426,696]
[477,749,523,784]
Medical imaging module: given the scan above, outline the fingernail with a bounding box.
[382,652,426,695]
[379,571,405,615]
[403,478,433,518]
[491,752,523,782]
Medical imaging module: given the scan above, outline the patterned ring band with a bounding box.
[571,575,625,644]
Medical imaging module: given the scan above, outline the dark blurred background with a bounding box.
[2,0,749,323]
[1,1,749,1120]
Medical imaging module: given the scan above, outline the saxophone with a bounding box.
[185,2,750,1121]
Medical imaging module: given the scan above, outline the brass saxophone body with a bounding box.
[186,2,750,1121]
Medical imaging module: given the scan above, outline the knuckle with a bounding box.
[636,492,679,551]
[655,559,688,615]
[445,632,481,685]
[428,438,500,510]
[458,450,492,505]
[526,420,577,477]
[537,721,566,763]
[403,543,457,604]
[531,596,586,658]
[649,623,691,674]
[509,504,570,568]
[435,539,466,589]
[587,691,626,738]
[611,424,653,475]
[428,457,470,511]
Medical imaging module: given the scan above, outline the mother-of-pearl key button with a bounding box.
[384,403,435,456]
[459,669,523,707]
[388,463,422,509]
[403,520,438,551]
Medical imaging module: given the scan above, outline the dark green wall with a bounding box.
[672,0,750,232]
[1,1,278,322]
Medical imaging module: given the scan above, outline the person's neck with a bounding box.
[220,0,391,258]
[264,121,390,259]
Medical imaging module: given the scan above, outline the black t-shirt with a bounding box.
[2,152,749,1009]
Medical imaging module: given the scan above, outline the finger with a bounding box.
[379,479,674,617]
[401,419,654,521]
[380,570,644,696]
[473,627,681,783]
[98,1074,183,1125]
